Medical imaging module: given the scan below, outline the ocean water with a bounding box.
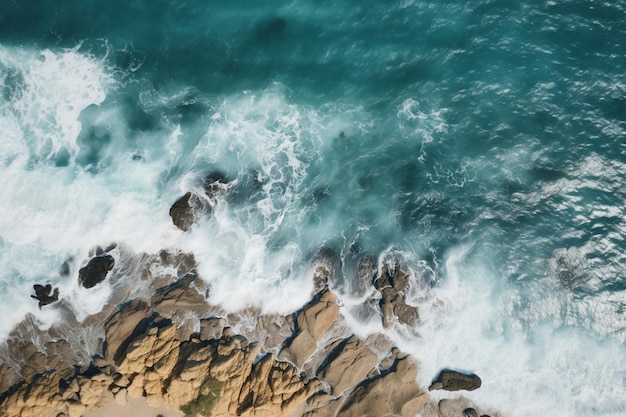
[1,1,626,415]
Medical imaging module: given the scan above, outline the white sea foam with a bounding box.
[0,45,114,160]
[180,86,324,313]
[401,244,626,417]
[0,45,182,342]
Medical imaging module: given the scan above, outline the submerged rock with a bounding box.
[428,369,482,392]
[78,255,115,289]
[203,170,229,196]
[30,284,59,308]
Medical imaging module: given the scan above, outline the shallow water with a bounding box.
[1,1,626,415]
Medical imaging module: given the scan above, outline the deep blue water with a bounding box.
[1,1,626,416]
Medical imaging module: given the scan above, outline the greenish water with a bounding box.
[1,1,626,415]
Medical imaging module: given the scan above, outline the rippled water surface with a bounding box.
[1,1,626,415]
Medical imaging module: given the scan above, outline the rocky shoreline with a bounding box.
[0,248,502,417]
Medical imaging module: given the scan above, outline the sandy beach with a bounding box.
[83,395,183,417]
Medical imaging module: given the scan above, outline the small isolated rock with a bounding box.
[429,369,482,392]
[169,192,203,231]
[31,284,59,308]
[78,255,115,289]
[464,408,479,417]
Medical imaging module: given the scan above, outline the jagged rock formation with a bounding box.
[0,253,498,417]
[374,263,420,329]
[30,284,59,308]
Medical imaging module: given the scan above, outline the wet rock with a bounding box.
[278,288,339,368]
[429,369,482,392]
[59,259,72,276]
[31,284,60,308]
[374,263,419,328]
[78,255,115,289]
[169,191,203,231]
[151,273,211,318]
[199,318,225,340]
[203,170,229,196]
[311,248,340,292]
[464,408,479,417]
[420,397,502,417]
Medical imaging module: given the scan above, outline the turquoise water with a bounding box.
[1,1,626,415]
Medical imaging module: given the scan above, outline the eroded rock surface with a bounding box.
[374,263,420,328]
[0,256,499,417]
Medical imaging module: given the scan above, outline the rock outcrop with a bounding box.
[169,191,203,231]
[374,263,420,328]
[78,254,115,289]
[0,254,498,417]
[429,369,482,392]
[170,171,231,231]
[30,284,59,308]
[278,288,340,368]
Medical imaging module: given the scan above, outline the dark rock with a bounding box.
[78,255,115,289]
[373,263,419,328]
[428,369,482,392]
[169,191,203,231]
[59,259,72,277]
[91,243,117,257]
[464,408,479,417]
[31,284,60,308]
[203,171,230,199]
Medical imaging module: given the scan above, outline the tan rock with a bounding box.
[104,299,152,364]
[114,388,127,406]
[316,335,378,395]
[199,317,225,340]
[127,373,145,398]
[0,363,20,394]
[234,354,321,417]
[309,352,427,417]
[151,274,210,318]
[67,402,86,417]
[77,373,112,408]
[278,288,339,368]
[113,373,130,387]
